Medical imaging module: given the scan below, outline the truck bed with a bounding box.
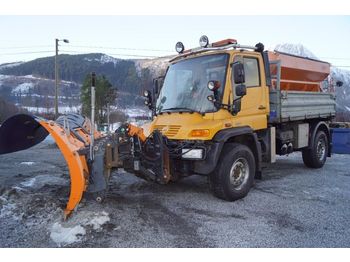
[269,90,336,123]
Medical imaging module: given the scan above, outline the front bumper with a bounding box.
[166,140,223,176]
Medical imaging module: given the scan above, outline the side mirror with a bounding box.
[154,79,159,95]
[153,76,164,98]
[235,84,247,97]
[233,63,245,84]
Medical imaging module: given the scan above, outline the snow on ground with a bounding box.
[1,145,350,247]
[85,211,110,230]
[50,223,86,246]
[20,174,68,189]
[22,105,81,114]
[49,211,110,246]
[0,202,17,220]
[20,161,35,166]
[0,74,11,85]
[11,82,34,94]
[0,74,10,80]
[122,107,150,118]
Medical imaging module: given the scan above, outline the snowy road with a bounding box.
[0,139,350,247]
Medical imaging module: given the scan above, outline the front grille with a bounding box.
[154,125,181,137]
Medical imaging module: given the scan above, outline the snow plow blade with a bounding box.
[0,114,49,155]
[0,113,98,219]
[0,114,171,219]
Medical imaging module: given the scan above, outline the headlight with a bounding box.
[182,148,204,159]
[199,35,209,48]
[143,90,150,97]
[175,42,185,54]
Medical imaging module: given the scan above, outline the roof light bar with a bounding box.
[171,36,258,62]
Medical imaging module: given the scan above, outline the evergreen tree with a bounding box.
[81,74,117,125]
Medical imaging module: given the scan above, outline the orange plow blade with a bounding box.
[0,114,101,219]
[38,120,89,219]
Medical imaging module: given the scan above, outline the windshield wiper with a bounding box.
[161,107,194,113]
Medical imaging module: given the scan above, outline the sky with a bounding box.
[0,16,349,69]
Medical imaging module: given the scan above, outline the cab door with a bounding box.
[232,53,268,130]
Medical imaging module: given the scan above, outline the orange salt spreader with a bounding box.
[268,51,331,92]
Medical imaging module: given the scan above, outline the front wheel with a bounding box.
[209,143,255,201]
[302,130,328,168]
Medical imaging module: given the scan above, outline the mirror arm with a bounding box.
[233,96,243,103]
[209,99,232,111]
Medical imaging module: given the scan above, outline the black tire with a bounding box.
[302,130,328,168]
[209,143,255,201]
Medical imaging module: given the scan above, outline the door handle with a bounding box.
[258,105,266,110]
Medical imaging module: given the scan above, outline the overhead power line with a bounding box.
[0,45,52,50]
[60,50,163,58]
[0,50,54,55]
[67,45,173,53]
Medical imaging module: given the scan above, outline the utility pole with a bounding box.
[54,38,69,119]
[90,72,96,161]
[107,102,110,135]
[54,39,59,119]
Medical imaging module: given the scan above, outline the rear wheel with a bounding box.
[209,143,255,201]
[302,130,328,168]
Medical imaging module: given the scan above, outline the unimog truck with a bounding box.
[0,36,336,218]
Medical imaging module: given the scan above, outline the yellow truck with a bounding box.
[0,36,336,218]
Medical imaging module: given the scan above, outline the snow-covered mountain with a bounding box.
[274,43,319,60]
[83,54,121,66]
[0,73,81,114]
[135,56,171,77]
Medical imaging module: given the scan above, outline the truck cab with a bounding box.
[150,42,269,139]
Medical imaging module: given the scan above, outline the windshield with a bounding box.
[156,54,229,114]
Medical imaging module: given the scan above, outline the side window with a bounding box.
[243,57,260,87]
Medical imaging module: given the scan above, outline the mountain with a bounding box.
[0,74,80,114]
[274,43,319,60]
[0,53,171,114]
[330,67,350,112]
[0,53,141,94]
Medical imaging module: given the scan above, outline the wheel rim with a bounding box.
[229,157,250,190]
[316,136,326,161]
